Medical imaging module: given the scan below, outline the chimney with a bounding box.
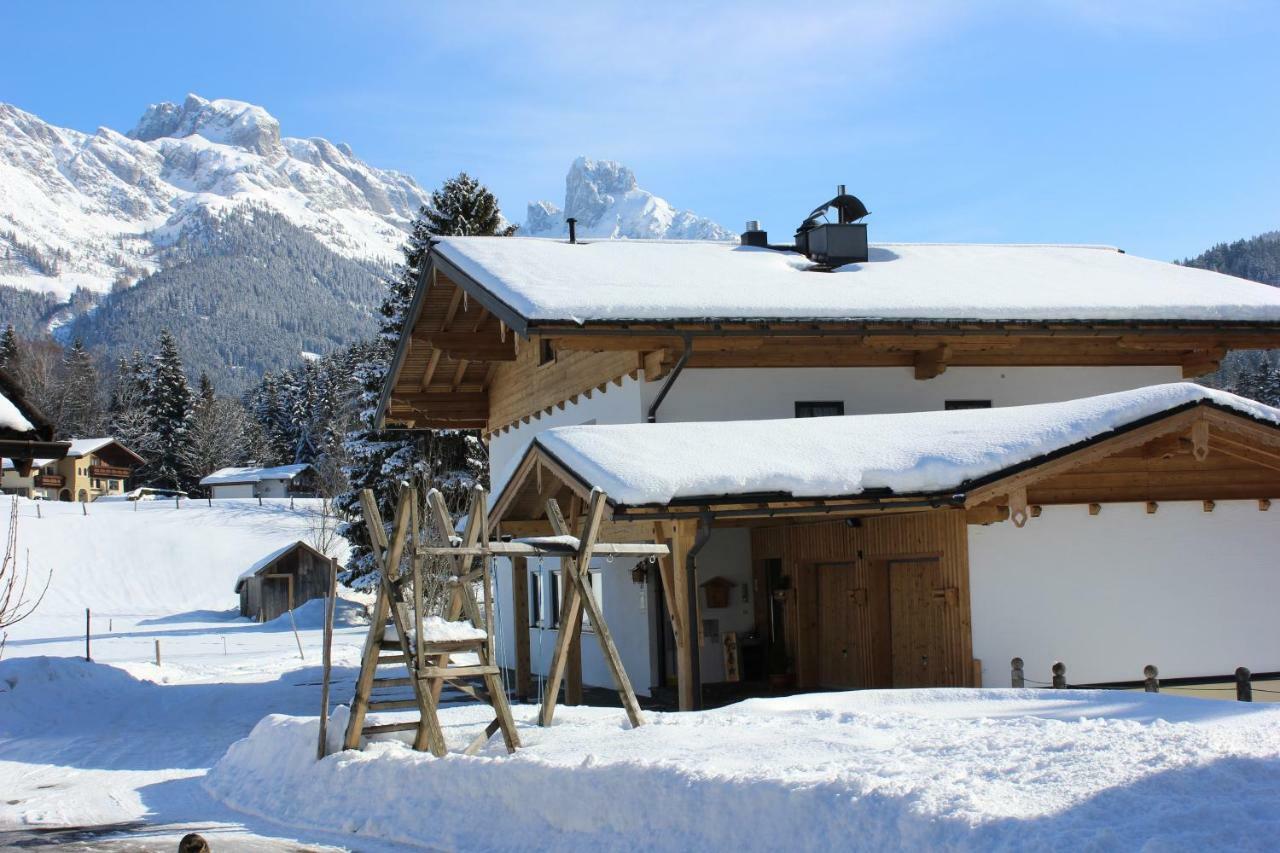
[567,217,578,244]
[741,220,768,247]
[794,185,870,266]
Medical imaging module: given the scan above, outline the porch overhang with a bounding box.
[489,386,1280,533]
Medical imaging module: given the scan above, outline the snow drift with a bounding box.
[207,690,1280,851]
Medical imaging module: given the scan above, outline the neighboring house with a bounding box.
[23,438,145,502]
[0,370,69,492]
[375,204,1280,710]
[235,540,333,622]
[200,463,315,499]
[6,438,145,501]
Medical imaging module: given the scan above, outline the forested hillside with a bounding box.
[1182,231,1280,400]
[66,208,388,396]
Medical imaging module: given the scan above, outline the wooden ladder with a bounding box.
[342,484,520,757]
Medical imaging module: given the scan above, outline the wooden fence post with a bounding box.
[155,639,161,667]
[1011,657,1025,688]
[1236,667,1253,702]
[1051,661,1066,689]
[35,503,40,519]
[1143,664,1159,693]
[84,608,91,661]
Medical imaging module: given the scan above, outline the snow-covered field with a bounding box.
[3,496,1280,850]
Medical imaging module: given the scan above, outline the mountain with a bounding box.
[524,157,732,241]
[0,94,427,300]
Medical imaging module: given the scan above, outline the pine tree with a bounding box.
[423,172,517,238]
[55,339,104,438]
[0,326,17,372]
[144,331,194,490]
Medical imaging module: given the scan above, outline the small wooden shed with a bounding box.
[236,541,334,622]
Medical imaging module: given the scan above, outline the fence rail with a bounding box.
[1012,658,1268,701]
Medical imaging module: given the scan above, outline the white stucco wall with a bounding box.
[641,366,1182,422]
[496,554,653,696]
[487,375,644,498]
[969,501,1280,685]
[689,528,756,684]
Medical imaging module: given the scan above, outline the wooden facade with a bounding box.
[751,511,974,690]
[238,541,334,623]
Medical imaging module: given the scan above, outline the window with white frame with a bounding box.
[549,570,561,628]
[529,570,543,627]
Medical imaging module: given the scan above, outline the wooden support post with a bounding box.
[564,559,583,706]
[511,556,532,700]
[1236,667,1253,702]
[154,639,161,667]
[318,557,337,760]
[1051,661,1066,689]
[85,608,90,661]
[1143,664,1159,693]
[666,519,699,711]
[1011,657,1024,688]
[344,581,389,749]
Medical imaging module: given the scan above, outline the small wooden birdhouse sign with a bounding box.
[701,575,735,609]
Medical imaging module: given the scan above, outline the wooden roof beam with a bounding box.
[411,331,516,361]
[914,344,951,380]
[1181,347,1226,379]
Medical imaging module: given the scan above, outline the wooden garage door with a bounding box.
[888,559,945,688]
[816,561,891,689]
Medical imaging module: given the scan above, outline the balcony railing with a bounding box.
[89,464,131,479]
[34,475,65,488]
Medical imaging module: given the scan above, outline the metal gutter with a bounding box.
[645,333,692,423]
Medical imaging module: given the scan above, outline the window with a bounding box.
[581,571,603,632]
[795,401,845,418]
[538,338,556,366]
[529,571,543,627]
[945,400,992,411]
[549,571,561,628]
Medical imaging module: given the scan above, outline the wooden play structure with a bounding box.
[339,482,667,756]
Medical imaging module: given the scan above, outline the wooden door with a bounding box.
[815,561,891,689]
[888,559,945,687]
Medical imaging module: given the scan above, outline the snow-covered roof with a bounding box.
[2,457,54,472]
[433,237,1280,325]
[64,437,142,461]
[201,463,313,486]
[234,539,328,591]
[0,388,35,434]
[529,384,1280,506]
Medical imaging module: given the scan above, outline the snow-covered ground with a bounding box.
[3,496,1280,850]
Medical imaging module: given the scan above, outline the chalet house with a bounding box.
[0,370,69,492]
[377,195,1280,710]
[11,437,145,502]
[200,463,315,499]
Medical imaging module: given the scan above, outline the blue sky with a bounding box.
[4,1,1278,259]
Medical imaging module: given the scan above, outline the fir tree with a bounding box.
[336,172,508,582]
[144,331,194,490]
[0,325,17,372]
[55,339,104,438]
[423,172,516,238]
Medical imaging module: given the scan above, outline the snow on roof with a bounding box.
[531,383,1280,506]
[0,388,35,434]
[2,458,54,471]
[200,463,312,486]
[433,237,1280,324]
[64,437,129,458]
[234,539,328,591]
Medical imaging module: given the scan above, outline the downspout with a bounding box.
[646,333,693,424]
[684,510,713,711]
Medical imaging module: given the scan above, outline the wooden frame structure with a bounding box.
[343,483,519,756]
[342,483,667,755]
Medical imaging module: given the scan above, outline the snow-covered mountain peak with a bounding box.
[525,156,732,241]
[129,94,282,156]
[0,96,430,299]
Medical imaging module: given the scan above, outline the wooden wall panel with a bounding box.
[751,509,973,688]
[486,337,641,433]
